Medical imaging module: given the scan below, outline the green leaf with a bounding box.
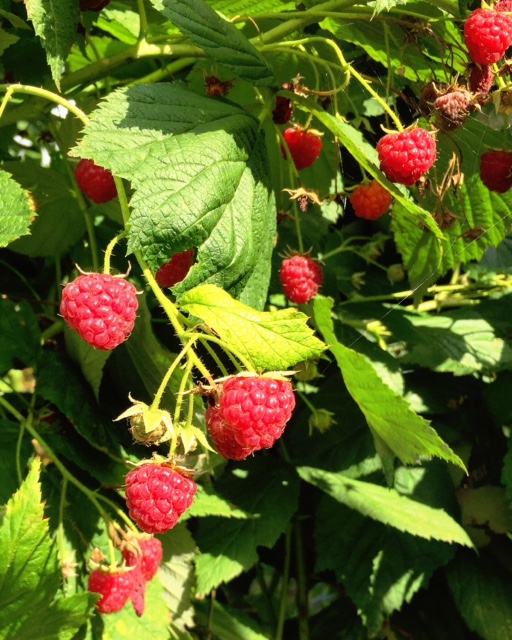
[195,600,270,640]
[64,327,111,401]
[6,161,86,258]
[0,297,41,375]
[0,27,18,55]
[0,8,31,29]
[0,168,34,247]
[72,84,275,309]
[298,466,473,546]
[150,0,274,85]
[195,458,300,595]
[180,284,327,371]
[447,551,512,640]
[187,484,249,519]
[159,524,196,632]
[25,0,79,88]
[313,296,466,469]
[0,459,96,639]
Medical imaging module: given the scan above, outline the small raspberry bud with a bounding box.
[279,254,323,304]
[273,84,294,124]
[74,159,117,204]
[433,90,470,132]
[387,263,406,284]
[88,568,134,614]
[376,128,437,186]
[155,249,194,288]
[122,537,163,582]
[60,273,138,350]
[281,127,323,171]
[464,9,512,65]
[468,64,495,95]
[205,375,296,460]
[125,464,197,534]
[350,180,392,220]
[479,150,512,193]
[309,408,336,433]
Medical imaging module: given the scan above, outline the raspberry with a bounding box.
[464,9,512,65]
[80,0,110,10]
[155,249,194,288]
[125,464,197,534]
[376,128,436,186]
[496,0,512,10]
[75,159,117,204]
[433,90,470,132]
[350,180,392,220]
[468,64,495,95]
[279,254,323,304]
[281,127,323,171]
[60,273,138,350]
[479,150,512,193]
[205,375,295,460]
[273,84,294,124]
[88,568,134,614]
[122,537,163,582]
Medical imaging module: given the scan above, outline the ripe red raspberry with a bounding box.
[464,9,512,65]
[350,180,392,220]
[479,150,512,193]
[88,568,134,614]
[376,128,436,186]
[273,84,294,124]
[155,249,194,288]
[205,375,295,460]
[80,0,110,10]
[125,464,197,534]
[433,90,470,132]
[60,273,138,350]
[496,0,512,11]
[279,254,323,304]
[281,127,323,171]
[75,159,117,204]
[468,64,495,95]
[122,537,163,582]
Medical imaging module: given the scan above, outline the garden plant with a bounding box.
[2,0,512,638]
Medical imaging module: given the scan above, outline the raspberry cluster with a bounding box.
[350,180,392,220]
[88,537,163,617]
[125,464,197,534]
[205,375,296,460]
[280,254,323,304]
[60,273,139,350]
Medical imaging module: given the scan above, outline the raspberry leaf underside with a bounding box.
[180,284,327,371]
[72,84,275,310]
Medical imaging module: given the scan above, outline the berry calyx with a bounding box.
[205,375,296,460]
[376,128,436,186]
[122,537,163,582]
[464,9,512,65]
[88,568,134,614]
[479,150,512,193]
[155,249,194,288]
[125,464,197,534]
[281,127,323,171]
[74,159,117,204]
[60,273,139,351]
[350,180,392,220]
[279,254,323,304]
[273,84,294,124]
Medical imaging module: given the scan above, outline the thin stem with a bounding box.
[295,522,309,640]
[196,333,254,373]
[103,231,127,274]
[151,337,199,411]
[275,525,292,640]
[201,340,230,377]
[256,563,278,631]
[40,319,65,343]
[137,0,148,41]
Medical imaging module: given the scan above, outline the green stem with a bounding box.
[40,319,65,343]
[137,0,149,41]
[103,231,127,274]
[151,337,198,412]
[196,333,254,373]
[171,359,194,456]
[0,84,89,126]
[295,522,309,640]
[275,525,292,640]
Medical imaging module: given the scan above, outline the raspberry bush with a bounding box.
[2,1,512,639]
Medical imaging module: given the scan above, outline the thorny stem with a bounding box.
[151,336,200,412]
[103,231,127,275]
